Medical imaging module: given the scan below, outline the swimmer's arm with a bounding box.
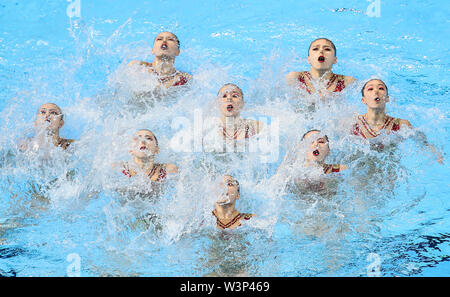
[165,163,178,174]
[418,136,444,164]
[339,164,348,171]
[399,119,413,129]
[407,121,444,164]
[286,71,300,86]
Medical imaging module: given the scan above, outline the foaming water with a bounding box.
[0,0,448,276]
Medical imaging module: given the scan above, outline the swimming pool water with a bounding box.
[0,0,449,276]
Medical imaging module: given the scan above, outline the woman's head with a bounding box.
[307,38,337,71]
[217,84,244,117]
[35,103,64,133]
[216,174,240,206]
[361,79,389,109]
[152,31,180,58]
[130,129,159,158]
[302,129,330,163]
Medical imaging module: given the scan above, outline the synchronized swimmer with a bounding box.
[212,175,254,230]
[286,38,356,97]
[21,33,444,231]
[217,83,264,141]
[121,129,178,182]
[352,79,442,162]
[20,103,75,151]
[128,31,192,88]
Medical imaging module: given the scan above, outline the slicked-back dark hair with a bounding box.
[301,129,329,142]
[217,83,244,99]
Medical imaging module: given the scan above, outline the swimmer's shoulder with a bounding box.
[244,118,265,134]
[179,71,192,80]
[343,75,356,85]
[332,72,356,85]
[128,60,153,68]
[120,161,137,177]
[228,213,255,230]
[398,118,412,128]
[173,71,192,86]
[338,164,348,171]
[286,71,302,79]
[58,138,75,150]
[286,71,306,85]
[164,163,178,174]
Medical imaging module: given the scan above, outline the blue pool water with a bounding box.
[0,0,449,276]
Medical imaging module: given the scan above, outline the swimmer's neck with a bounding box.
[152,56,176,76]
[221,115,242,126]
[364,108,387,126]
[308,68,334,80]
[215,203,238,220]
[132,156,155,171]
[34,129,61,146]
[304,159,325,168]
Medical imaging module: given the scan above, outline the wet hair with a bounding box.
[137,129,159,146]
[235,179,240,194]
[301,129,329,142]
[308,38,337,57]
[361,79,389,97]
[154,32,180,48]
[217,83,244,99]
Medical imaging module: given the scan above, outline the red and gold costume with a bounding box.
[297,71,346,94]
[56,138,74,150]
[212,210,254,230]
[135,61,190,87]
[122,163,168,182]
[352,115,401,139]
[322,164,343,174]
[222,121,257,140]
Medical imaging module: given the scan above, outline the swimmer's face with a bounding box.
[362,80,389,109]
[216,175,240,206]
[152,32,180,58]
[304,131,330,163]
[130,130,159,158]
[307,39,337,70]
[35,103,64,132]
[217,85,244,117]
